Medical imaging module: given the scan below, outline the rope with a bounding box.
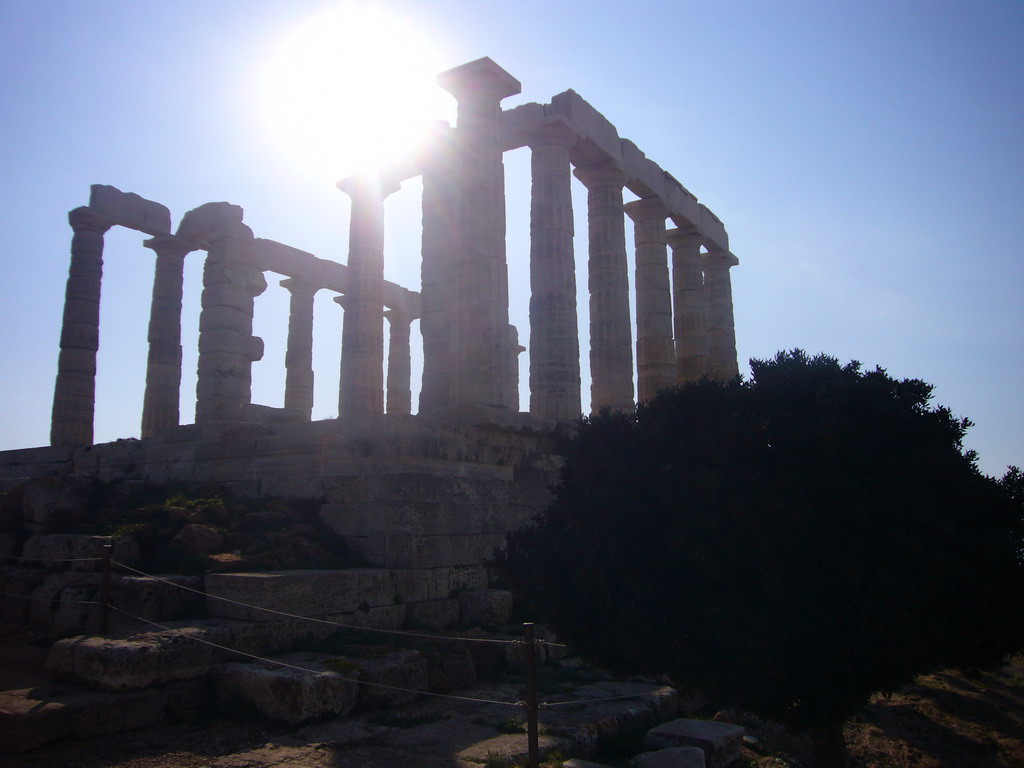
[109,606,521,708]
[110,560,519,646]
[0,554,103,563]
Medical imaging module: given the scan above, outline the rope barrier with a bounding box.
[110,559,520,646]
[0,591,101,605]
[109,606,522,708]
[0,554,103,563]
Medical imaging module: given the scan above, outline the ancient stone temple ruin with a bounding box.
[0,57,743,756]
[1,55,738,598]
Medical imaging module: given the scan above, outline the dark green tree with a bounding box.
[499,350,1024,767]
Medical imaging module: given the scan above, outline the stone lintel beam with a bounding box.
[497,97,731,253]
[88,184,171,236]
[248,238,420,317]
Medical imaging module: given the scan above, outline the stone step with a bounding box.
[0,683,167,753]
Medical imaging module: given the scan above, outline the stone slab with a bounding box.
[214,652,361,725]
[632,747,706,767]
[0,684,167,752]
[88,184,172,235]
[644,719,744,768]
[205,569,397,621]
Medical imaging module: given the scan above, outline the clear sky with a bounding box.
[1,0,1021,477]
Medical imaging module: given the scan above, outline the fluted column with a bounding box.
[573,162,634,413]
[624,197,675,403]
[51,207,113,446]
[141,234,194,438]
[336,174,400,418]
[437,57,521,415]
[384,309,414,415]
[195,222,266,423]
[702,249,740,380]
[280,278,318,420]
[528,121,580,421]
[665,228,709,384]
[418,121,457,414]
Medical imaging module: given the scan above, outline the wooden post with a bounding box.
[523,622,540,768]
[100,537,112,635]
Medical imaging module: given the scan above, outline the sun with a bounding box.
[260,2,450,183]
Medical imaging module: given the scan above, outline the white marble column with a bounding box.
[573,162,635,413]
[336,174,400,418]
[665,228,709,384]
[384,309,414,415]
[528,120,581,421]
[51,207,113,446]
[437,57,521,415]
[702,249,740,380]
[195,221,266,424]
[280,278,318,420]
[418,121,457,414]
[624,197,675,403]
[141,234,194,438]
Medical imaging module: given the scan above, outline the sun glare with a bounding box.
[260,2,450,183]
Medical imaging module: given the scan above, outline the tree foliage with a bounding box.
[499,350,1024,747]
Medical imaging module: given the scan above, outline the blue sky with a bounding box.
[1,0,1021,477]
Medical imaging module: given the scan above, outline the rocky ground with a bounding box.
[2,620,1023,768]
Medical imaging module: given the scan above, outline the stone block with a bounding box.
[698,205,729,252]
[392,565,487,603]
[0,684,167,753]
[343,533,509,569]
[20,478,94,534]
[422,645,476,692]
[213,652,360,725]
[204,569,398,621]
[458,589,513,628]
[88,184,172,236]
[632,748,706,768]
[47,625,233,691]
[344,647,429,709]
[175,201,245,247]
[550,89,622,164]
[327,603,407,631]
[564,761,615,768]
[664,177,701,229]
[644,719,744,768]
[111,575,206,624]
[21,534,137,571]
[404,598,460,630]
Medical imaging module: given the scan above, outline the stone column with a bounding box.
[384,309,415,415]
[528,120,581,421]
[140,234,194,438]
[336,174,400,418]
[574,162,634,413]
[624,197,675,403]
[50,207,113,446]
[437,57,522,416]
[665,228,709,384]
[418,121,457,414]
[702,249,740,380]
[192,211,266,424]
[280,278,318,420]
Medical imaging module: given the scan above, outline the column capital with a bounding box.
[280,277,319,296]
[573,161,627,190]
[336,173,401,200]
[143,233,196,257]
[527,119,577,150]
[68,206,113,234]
[623,196,670,223]
[437,56,521,101]
[665,228,704,250]
[701,248,740,269]
[384,308,416,326]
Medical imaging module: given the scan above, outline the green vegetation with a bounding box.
[499,350,1024,768]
